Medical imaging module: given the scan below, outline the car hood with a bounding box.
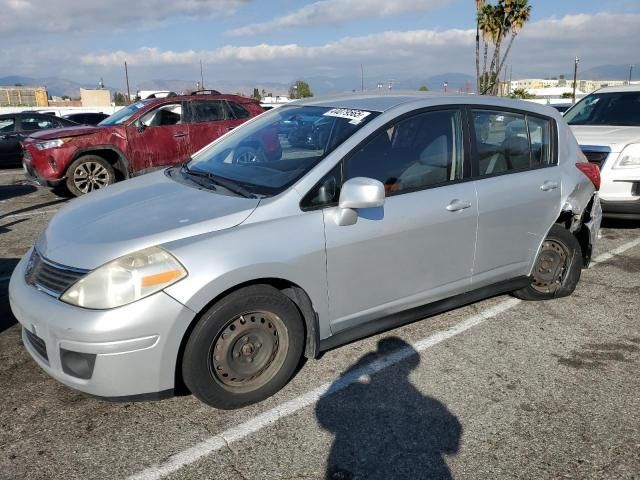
[36,170,260,270]
[24,125,107,141]
[570,125,640,152]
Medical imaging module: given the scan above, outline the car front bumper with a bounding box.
[22,150,63,188]
[8,251,196,399]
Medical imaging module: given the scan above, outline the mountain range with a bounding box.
[0,63,635,99]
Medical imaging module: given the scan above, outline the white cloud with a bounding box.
[82,13,640,81]
[0,0,251,33]
[226,0,447,36]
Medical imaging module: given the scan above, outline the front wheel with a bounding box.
[182,285,305,409]
[512,224,583,301]
[65,155,115,196]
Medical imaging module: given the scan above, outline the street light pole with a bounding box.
[629,65,634,85]
[572,56,580,104]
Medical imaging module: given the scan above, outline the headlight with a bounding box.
[35,137,71,150]
[61,247,187,309]
[613,144,640,169]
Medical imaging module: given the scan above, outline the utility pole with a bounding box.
[200,59,205,90]
[361,64,364,92]
[629,65,634,85]
[572,56,579,104]
[124,61,131,104]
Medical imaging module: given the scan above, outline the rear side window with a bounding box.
[0,117,15,132]
[472,109,554,175]
[228,102,250,119]
[191,100,229,123]
[20,116,57,131]
[345,109,465,194]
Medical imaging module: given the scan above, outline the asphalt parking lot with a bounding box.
[1,168,639,480]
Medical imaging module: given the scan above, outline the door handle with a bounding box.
[540,181,559,191]
[446,199,472,212]
[174,132,187,138]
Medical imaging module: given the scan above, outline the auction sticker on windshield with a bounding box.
[323,108,372,124]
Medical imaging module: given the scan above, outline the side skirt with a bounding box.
[318,276,531,353]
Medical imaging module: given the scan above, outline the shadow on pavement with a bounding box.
[601,218,640,229]
[316,337,462,480]
[0,258,19,333]
[0,198,67,221]
[0,184,37,201]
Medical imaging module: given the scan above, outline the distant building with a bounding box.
[80,88,111,107]
[500,78,637,97]
[0,85,49,107]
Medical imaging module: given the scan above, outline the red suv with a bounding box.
[22,94,273,196]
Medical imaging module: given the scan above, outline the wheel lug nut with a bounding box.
[255,343,261,349]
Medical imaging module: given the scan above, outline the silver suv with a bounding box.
[9,94,602,409]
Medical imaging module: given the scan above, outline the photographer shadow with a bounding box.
[316,337,462,480]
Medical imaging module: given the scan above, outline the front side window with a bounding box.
[191,100,229,123]
[186,105,378,196]
[564,92,640,126]
[140,103,183,127]
[20,116,56,131]
[0,117,15,132]
[228,102,250,119]
[99,100,152,126]
[345,109,464,194]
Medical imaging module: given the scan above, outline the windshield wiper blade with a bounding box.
[181,162,256,198]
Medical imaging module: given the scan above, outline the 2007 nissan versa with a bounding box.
[10,94,602,409]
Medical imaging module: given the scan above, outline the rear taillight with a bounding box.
[576,162,600,190]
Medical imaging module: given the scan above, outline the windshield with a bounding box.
[186,105,379,196]
[564,91,640,126]
[98,100,152,126]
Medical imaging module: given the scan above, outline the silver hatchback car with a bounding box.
[10,94,602,409]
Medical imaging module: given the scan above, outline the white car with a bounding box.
[565,85,640,219]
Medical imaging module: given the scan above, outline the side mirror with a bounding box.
[335,177,385,226]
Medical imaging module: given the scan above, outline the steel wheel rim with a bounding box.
[210,311,289,392]
[531,239,570,293]
[73,162,110,193]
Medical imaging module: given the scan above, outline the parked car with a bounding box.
[565,85,640,219]
[62,112,110,126]
[10,95,601,409]
[21,93,266,196]
[0,113,77,167]
[551,103,572,114]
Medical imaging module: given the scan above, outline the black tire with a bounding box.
[65,155,115,197]
[512,224,583,301]
[182,285,305,409]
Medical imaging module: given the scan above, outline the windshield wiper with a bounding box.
[180,162,256,198]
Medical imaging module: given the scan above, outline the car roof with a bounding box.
[144,93,259,106]
[291,92,560,117]
[0,112,60,118]
[592,85,640,94]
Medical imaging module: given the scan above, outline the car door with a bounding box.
[188,99,233,153]
[319,108,478,334]
[125,101,189,171]
[0,116,21,166]
[470,108,561,288]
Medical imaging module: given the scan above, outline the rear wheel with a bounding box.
[65,155,115,196]
[513,224,583,301]
[182,285,305,409]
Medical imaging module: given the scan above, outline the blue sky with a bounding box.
[1,0,639,93]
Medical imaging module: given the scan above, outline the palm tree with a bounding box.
[475,0,531,95]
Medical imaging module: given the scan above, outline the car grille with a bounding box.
[24,328,48,361]
[24,249,88,297]
[581,149,610,167]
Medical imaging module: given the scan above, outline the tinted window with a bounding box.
[191,100,229,123]
[345,109,464,194]
[0,117,15,133]
[564,92,640,126]
[302,164,342,209]
[228,102,250,119]
[528,116,552,166]
[140,103,183,127]
[473,110,554,175]
[20,116,57,131]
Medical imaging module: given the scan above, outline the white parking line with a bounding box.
[590,237,640,266]
[128,236,640,480]
[2,209,59,219]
